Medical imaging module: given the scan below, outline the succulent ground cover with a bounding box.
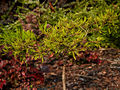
[0,0,120,89]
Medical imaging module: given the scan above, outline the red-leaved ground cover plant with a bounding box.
[0,46,44,89]
[75,51,102,64]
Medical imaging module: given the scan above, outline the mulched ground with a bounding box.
[30,48,120,90]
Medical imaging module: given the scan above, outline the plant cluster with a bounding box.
[0,23,37,60]
[74,51,102,65]
[0,0,119,64]
[0,47,44,89]
[0,0,119,63]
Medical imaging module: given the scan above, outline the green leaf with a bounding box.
[72,52,76,60]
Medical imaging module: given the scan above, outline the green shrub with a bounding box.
[1,0,120,62]
[86,5,120,48]
[40,17,88,57]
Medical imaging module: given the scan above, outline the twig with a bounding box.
[75,74,99,80]
[62,65,66,90]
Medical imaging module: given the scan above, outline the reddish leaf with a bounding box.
[49,53,54,58]
[0,80,6,89]
[22,72,26,77]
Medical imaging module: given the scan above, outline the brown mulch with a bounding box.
[32,48,120,90]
